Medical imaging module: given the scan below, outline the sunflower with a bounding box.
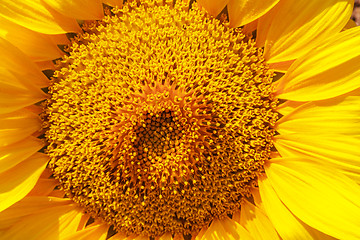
[1,0,360,239]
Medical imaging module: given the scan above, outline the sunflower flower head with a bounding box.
[2,0,360,239]
[42,0,277,237]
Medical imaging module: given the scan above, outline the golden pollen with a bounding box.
[43,0,278,237]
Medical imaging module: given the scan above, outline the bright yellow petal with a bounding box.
[49,33,70,45]
[0,153,48,212]
[276,95,360,135]
[265,158,360,239]
[2,205,83,240]
[0,68,47,114]
[275,101,306,118]
[195,217,253,240]
[258,175,315,239]
[63,223,108,240]
[0,17,62,61]
[0,37,50,88]
[268,60,294,73]
[277,27,360,98]
[0,0,81,34]
[75,213,91,231]
[157,233,184,240]
[0,87,45,114]
[0,196,72,230]
[158,233,172,240]
[234,201,280,240]
[242,19,258,35]
[0,136,44,174]
[227,0,280,28]
[276,26,360,101]
[0,109,42,147]
[26,178,58,196]
[343,19,357,31]
[197,0,229,17]
[36,60,56,71]
[258,0,353,64]
[43,0,104,20]
[102,0,123,7]
[275,134,360,184]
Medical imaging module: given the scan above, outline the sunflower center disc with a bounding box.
[43,0,278,237]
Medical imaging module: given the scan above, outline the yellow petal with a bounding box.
[268,60,294,73]
[0,17,62,61]
[63,223,108,240]
[265,158,360,239]
[195,217,253,240]
[242,19,258,35]
[277,27,360,101]
[258,0,353,64]
[43,0,104,20]
[36,60,56,71]
[0,84,46,114]
[197,0,229,17]
[0,67,47,114]
[250,188,264,211]
[276,26,360,101]
[227,0,280,28]
[276,95,360,135]
[0,109,42,147]
[49,33,70,45]
[0,196,73,230]
[235,201,280,240]
[102,0,123,7]
[158,233,172,240]
[0,0,81,34]
[343,19,357,31]
[75,213,91,231]
[0,37,50,88]
[26,178,58,196]
[275,101,306,118]
[2,205,83,240]
[275,134,360,184]
[0,136,44,174]
[258,180,336,240]
[258,175,315,239]
[0,153,48,212]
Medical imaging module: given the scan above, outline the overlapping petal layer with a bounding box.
[258,0,353,65]
[0,109,42,147]
[276,26,360,101]
[265,159,360,239]
[276,94,360,135]
[0,196,72,230]
[275,135,360,183]
[197,0,229,17]
[227,0,280,27]
[43,0,104,20]
[0,0,81,34]
[0,153,48,213]
[102,0,123,7]
[259,175,315,240]
[63,223,108,240]
[0,37,50,88]
[195,217,253,240]
[2,205,83,240]
[0,17,62,61]
[232,201,279,239]
[0,136,44,173]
